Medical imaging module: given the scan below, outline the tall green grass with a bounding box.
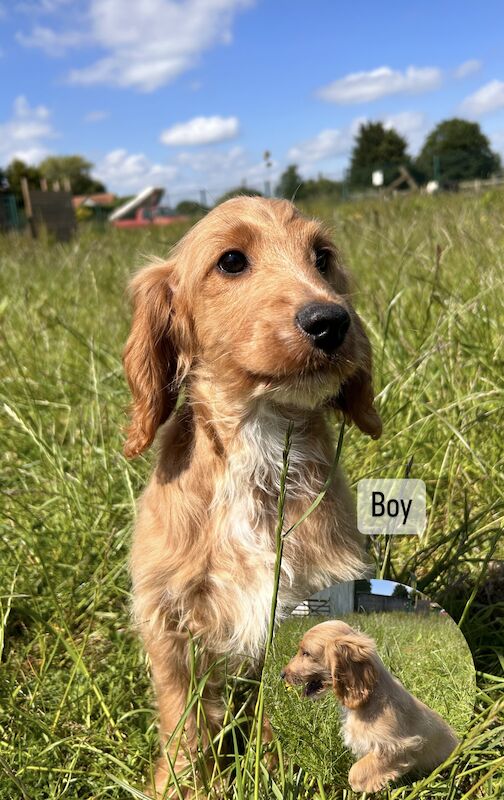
[1,194,503,798]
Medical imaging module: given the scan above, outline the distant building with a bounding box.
[292,582,434,617]
[355,592,409,613]
[292,581,355,617]
[72,192,116,209]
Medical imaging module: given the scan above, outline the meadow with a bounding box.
[0,191,503,798]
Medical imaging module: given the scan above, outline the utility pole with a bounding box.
[263,150,272,197]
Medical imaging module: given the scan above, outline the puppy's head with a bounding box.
[123,197,381,457]
[282,620,378,709]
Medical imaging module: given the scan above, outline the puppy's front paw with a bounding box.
[348,760,391,793]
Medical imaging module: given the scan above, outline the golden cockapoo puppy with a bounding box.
[123,197,382,794]
[282,620,458,793]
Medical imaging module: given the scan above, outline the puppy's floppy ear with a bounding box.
[123,262,179,459]
[332,368,382,439]
[327,632,378,709]
[329,314,382,439]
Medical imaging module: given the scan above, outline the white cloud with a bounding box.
[287,128,352,163]
[93,145,275,201]
[287,119,369,170]
[286,112,428,170]
[161,115,239,146]
[176,145,247,174]
[83,110,110,123]
[93,148,178,193]
[71,0,253,91]
[454,59,482,79]
[461,80,504,116]
[170,145,278,198]
[15,0,74,12]
[16,25,89,56]
[490,130,504,155]
[17,0,253,92]
[317,65,442,104]
[0,95,58,165]
[383,111,428,153]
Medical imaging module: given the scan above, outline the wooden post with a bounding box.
[21,176,37,239]
[62,177,71,193]
[53,180,60,191]
[40,177,48,191]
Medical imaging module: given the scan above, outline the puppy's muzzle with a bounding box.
[296,302,350,354]
[281,668,296,684]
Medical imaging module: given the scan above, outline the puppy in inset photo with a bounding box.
[123,197,382,794]
[282,620,458,793]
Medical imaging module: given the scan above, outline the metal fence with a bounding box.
[0,194,20,232]
[291,599,331,617]
[355,593,431,614]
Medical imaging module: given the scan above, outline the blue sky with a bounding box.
[1,0,504,202]
[371,580,413,597]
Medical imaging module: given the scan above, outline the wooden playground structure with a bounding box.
[20,177,76,241]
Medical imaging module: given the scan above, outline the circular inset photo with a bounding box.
[264,579,476,793]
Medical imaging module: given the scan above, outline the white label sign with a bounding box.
[372,170,384,187]
[357,479,426,536]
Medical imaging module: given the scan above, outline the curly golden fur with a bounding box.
[123,197,381,795]
[282,620,459,793]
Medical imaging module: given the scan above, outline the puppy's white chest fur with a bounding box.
[343,710,378,756]
[208,405,327,658]
[214,404,327,505]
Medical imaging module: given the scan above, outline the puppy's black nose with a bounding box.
[280,669,286,679]
[296,302,350,353]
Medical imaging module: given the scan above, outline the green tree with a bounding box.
[216,186,263,204]
[175,199,208,215]
[391,584,410,600]
[5,159,42,205]
[415,118,501,183]
[348,122,411,188]
[296,175,343,201]
[275,164,303,199]
[353,578,372,611]
[38,155,105,195]
[354,579,372,595]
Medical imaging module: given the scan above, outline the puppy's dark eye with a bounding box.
[302,650,310,658]
[315,248,329,274]
[217,250,248,274]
